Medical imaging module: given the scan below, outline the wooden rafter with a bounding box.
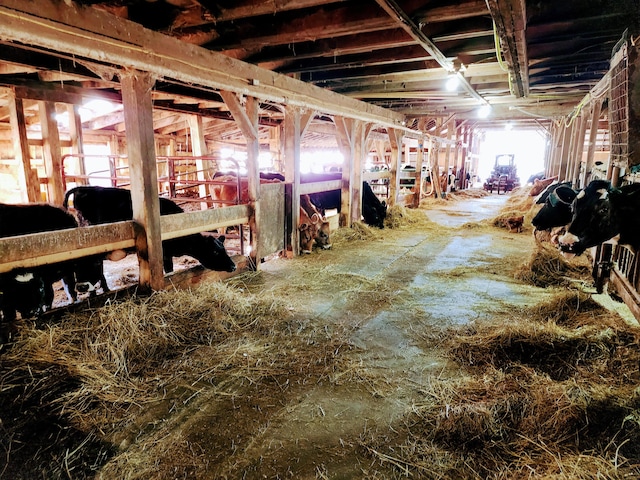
[485,0,529,98]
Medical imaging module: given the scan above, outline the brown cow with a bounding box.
[530,176,558,196]
[299,207,318,254]
[210,172,284,207]
[301,194,331,249]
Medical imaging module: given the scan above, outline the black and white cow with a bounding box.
[0,202,106,321]
[302,173,387,228]
[558,180,640,256]
[531,182,577,232]
[63,186,237,273]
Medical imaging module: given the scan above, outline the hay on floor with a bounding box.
[515,243,592,287]
[365,290,640,479]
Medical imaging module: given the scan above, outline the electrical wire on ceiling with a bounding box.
[492,20,514,97]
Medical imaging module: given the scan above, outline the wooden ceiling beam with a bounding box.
[486,0,529,98]
[195,0,348,23]
[413,0,489,24]
[0,0,410,131]
[215,7,393,53]
[373,0,490,106]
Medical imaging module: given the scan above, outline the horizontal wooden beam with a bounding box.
[0,205,250,273]
[0,0,415,132]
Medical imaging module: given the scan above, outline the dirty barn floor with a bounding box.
[2,190,638,479]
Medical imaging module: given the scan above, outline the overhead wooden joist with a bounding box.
[0,0,419,135]
[373,0,491,106]
[485,0,529,98]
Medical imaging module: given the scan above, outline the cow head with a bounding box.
[531,184,576,231]
[299,222,317,254]
[558,180,618,256]
[314,216,332,250]
[1,270,46,321]
[193,234,237,272]
[363,200,387,229]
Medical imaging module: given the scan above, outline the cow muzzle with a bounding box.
[75,281,96,294]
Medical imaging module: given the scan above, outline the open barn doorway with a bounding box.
[477,129,547,188]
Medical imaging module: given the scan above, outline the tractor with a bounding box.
[483,154,520,194]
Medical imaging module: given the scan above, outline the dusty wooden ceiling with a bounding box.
[0,0,639,145]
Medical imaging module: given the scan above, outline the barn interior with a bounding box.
[2,1,640,478]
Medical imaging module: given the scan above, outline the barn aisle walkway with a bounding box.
[217,191,563,477]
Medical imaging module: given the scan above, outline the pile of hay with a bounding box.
[515,243,592,287]
[0,278,350,478]
[447,188,490,199]
[365,292,640,478]
[385,204,435,229]
[330,221,382,244]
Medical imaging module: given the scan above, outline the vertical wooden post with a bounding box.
[558,124,571,181]
[387,128,403,206]
[284,105,301,255]
[245,96,260,266]
[67,103,87,186]
[582,100,602,188]
[8,91,39,202]
[188,115,212,210]
[120,70,164,293]
[413,119,426,207]
[219,90,261,265]
[571,112,588,186]
[39,101,64,205]
[351,121,365,225]
[335,116,354,227]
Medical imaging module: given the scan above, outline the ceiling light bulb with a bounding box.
[477,105,492,118]
[445,75,459,92]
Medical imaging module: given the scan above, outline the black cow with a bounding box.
[531,182,576,231]
[301,173,387,228]
[559,180,640,256]
[63,186,236,273]
[0,202,106,322]
[361,180,387,229]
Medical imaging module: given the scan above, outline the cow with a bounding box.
[300,194,331,249]
[298,207,318,254]
[529,175,559,196]
[361,180,387,228]
[63,186,236,274]
[531,182,576,231]
[210,171,284,207]
[301,173,387,228]
[0,202,106,322]
[558,180,640,256]
[530,182,577,245]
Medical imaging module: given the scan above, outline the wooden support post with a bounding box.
[120,70,164,293]
[67,103,87,187]
[582,100,602,188]
[8,91,39,202]
[387,128,403,206]
[352,121,365,225]
[284,105,302,255]
[335,116,354,227]
[443,119,453,192]
[430,138,443,198]
[558,123,571,182]
[571,112,588,186]
[188,115,213,210]
[413,118,426,207]
[219,90,260,266]
[39,100,64,205]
